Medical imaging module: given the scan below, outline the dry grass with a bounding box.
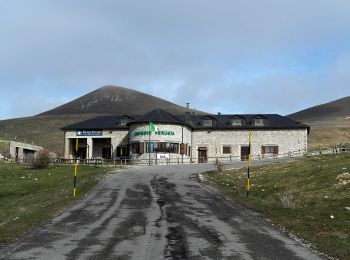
[308,126,350,150]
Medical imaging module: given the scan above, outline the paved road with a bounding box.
[1,161,322,260]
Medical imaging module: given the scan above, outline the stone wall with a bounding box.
[63,127,308,162]
[191,129,308,160]
[129,123,192,144]
[129,123,192,162]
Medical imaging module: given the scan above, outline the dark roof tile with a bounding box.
[61,109,309,131]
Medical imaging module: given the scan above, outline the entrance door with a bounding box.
[75,148,87,160]
[117,146,127,158]
[198,147,208,163]
[102,147,111,159]
[15,147,19,162]
[241,146,250,161]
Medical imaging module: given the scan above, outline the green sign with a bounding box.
[134,130,175,136]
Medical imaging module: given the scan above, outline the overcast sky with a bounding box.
[1,1,350,120]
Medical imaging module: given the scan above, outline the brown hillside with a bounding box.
[288,96,350,150]
[288,96,350,125]
[1,86,206,153]
[38,85,202,116]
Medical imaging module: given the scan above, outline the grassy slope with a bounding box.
[300,116,350,150]
[205,153,350,259]
[0,114,98,154]
[0,162,115,243]
[308,126,350,150]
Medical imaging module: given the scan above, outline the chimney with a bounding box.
[218,112,221,116]
[185,103,191,123]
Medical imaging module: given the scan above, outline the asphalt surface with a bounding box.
[0,160,323,260]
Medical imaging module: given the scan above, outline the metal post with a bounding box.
[73,138,78,197]
[246,130,252,197]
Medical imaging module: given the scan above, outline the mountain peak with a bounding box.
[38,85,203,116]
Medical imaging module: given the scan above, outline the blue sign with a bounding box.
[77,130,103,136]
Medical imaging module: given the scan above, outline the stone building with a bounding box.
[61,108,309,164]
[0,140,43,162]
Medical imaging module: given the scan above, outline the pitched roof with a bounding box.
[61,109,309,131]
[61,116,127,130]
[186,114,309,130]
[129,108,185,125]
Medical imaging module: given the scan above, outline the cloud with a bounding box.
[0,0,350,119]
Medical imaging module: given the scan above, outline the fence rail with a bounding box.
[1,147,349,166]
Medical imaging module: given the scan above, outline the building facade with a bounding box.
[0,140,43,162]
[61,108,309,163]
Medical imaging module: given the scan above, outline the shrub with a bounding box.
[32,149,51,169]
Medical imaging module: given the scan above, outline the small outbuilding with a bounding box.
[0,140,43,162]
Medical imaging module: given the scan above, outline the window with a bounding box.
[146,142,179,153]
[231,119,242,126]
[131,142,140,154]
[254,118,264,126]
[223,146,231,154]
[262,145,278,155]
[120,118,129,126]
[167,143,179,153]
[145,142,158,153]
[202,119,213,127]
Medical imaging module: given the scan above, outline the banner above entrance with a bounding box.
[77,130,103,136]
[134,130,175,136]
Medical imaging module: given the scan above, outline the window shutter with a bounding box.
[223,146,231,154]
[273,146,279,155]
[139,142,144,154]
[261,146,266,154]
[160,142,166,151]
[180,143,185,154]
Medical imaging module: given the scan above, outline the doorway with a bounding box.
[117,146,128,158]
[241,146,250,161]
[198,147,208,163]
[102,147,111,159]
